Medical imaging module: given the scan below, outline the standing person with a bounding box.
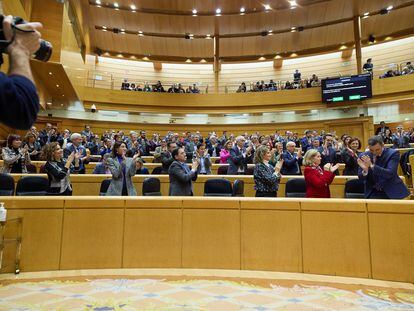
[375,121,390,136]
[153,139,167,163]
[168,147,199,196]
[43,142,80,196]
[219,140,232,164]
[341,138,362,175]
[64,133,89,174]
[300,130,313,153]
[161,142,177,173]
[358,136,409,199]
[194,143,212,175]
[317,133,340,174]
[23,132,41,161]
[106,142,140,196]
[280,141,302,175]
[1,134,31,173]
[253,145,283,197]
[227,136,253,175]
[303,149,340,198]
[392,125,410,148]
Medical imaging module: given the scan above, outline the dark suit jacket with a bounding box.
[341,149,361,175]
[161,151,174,173]
[392,134,410,149]
[168,161,198,196]
[227,146,252,175]
[375,126,390,136]
[317,146,339,174]
[280,151,302,175]
[358,148,409,199]
[64,144,87,173]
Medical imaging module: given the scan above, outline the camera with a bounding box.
[0,15,52,63]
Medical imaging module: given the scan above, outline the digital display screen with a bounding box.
[321,74,372,103]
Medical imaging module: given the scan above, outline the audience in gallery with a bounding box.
[253,145,283,197]
[303,149,340,198]
[358,136,410,199]
[43,142,80,196]
[121,79,201,94]
[106,141,140,196]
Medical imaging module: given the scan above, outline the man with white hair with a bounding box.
[280,141,302,175]
[64,133,89,174]
[228,135,253,175]
[207,135,221,157]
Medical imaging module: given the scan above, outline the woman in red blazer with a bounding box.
[303,149,340,198]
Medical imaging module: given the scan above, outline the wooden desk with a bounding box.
[0,197,412,283]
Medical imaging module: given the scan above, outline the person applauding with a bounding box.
[253,145,283,197]
[303,149,340,198]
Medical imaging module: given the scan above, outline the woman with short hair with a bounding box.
[106,141,139,196]
[303,149,340,198]
[23,132,41,161]
[1,134,31,174]
[43,142,80,195]
[253,145,283,197]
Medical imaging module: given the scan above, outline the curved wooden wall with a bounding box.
[2,197,413,283]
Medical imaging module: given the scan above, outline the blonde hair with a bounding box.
[303,149,320,166]
[42,142,60,161]
[254,145,269,164]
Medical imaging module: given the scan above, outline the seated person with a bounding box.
[402,62,414,75]
[363,58,373,74]
[43,142,80,195]
[135,158,149,174]
[93,154,111,174]
[1,134,31,173]
[143,82,151,92]
[358,136,409,199]
[303,149,339,198]
[192,84,200,93]
[293,69,301,83]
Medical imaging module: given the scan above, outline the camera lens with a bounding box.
[34,40,53,62]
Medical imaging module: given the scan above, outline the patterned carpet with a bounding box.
[0,275,414,310]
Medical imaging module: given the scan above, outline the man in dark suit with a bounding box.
[207,135,221,157]
[280,141,302,175]
[392,125,410,148]
[63,133,89,174]
[317,133,339,174]
[227,136,253,175]
[161,142,177,173]
[300,130,313,153]
[358,136,409,199]
[375,121,390,136]
[168,147,199,196]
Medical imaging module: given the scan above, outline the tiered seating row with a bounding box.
[1,197,413,283]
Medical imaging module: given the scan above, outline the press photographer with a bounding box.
[0,8,52,130]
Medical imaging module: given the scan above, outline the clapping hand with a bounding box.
[297,150,303,159]
[275,159,284,174]
[192,158,199,170]
[74,151,82,160]
[329,163,340,172]
[67,151,75,163]
[23,145,29,154]
[357,158,368,171]
[133,153,140,161]
[361,155,372,167]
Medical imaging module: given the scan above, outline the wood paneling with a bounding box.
[123,209,182,268]
[368,201,414,282]
[60,208,124,269]
[1,197,414,283]
[301,201,371,278]
[182,206,240,269]
[241,201,302,272]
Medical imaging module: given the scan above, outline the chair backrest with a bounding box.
[143,177,161,196]
[152,166,164,175]
[232,179,244,197]
[204,178,233,196]
[26,164,37,174]
[0,173,15,196]
[285,178,307,198]
[39,164,46,174]
[344,178,365,199]
[214,159,220,164]
[16,176,48,196]
[245,167,254,175]
[217,166,228,175]
[99,179,112,196]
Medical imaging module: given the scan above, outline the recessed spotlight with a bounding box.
[192,8,197,15]
[215,8,221,15]
[258,56,266,61]
[363,12,369,16]
[62,94,65,97]
[291,53,298,57]
[130,4,136,10]
[95,0,101,4]
[142,56,149,61]
[240,7,245,13]
[186,59,192,63]
[56,84,60,88]
[386,5,393,11]
[291,27,296,32]
[114,2,119,8]
[206,34,212,39]
[264,4,271,11]
[200,59,207,63]
[48,72,53,75]
[46,102,52,105]
[289,0,297,8]
[102,26,107,29]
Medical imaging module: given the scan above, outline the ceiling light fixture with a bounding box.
[95,0,101,4]
[264,4,271,11]
[186,59,192,63]
[48,72,53,75]
[386,5,393,11]
[362,12,369,18]
[114,2,119,7]
[206,34,212,39]
[200,59,207,63]
[192,8,197,15]
[291,27,297,32]
[215,8,221,15]
[130,4,136,10]
[240,7,246,13]
[289,0,297,9]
